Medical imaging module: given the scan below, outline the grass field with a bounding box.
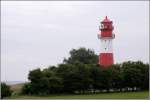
[5,91,149,99]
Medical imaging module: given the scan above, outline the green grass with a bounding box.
[5,91,149,99]
[7,84,149,99]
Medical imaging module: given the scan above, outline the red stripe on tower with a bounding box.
[99,53,114,66]
[98,16,115,67]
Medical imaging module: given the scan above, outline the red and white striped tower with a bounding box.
[98,16,115,67]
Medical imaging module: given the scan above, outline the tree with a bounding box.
[107,65,122,89]
[141,63,149,90]
[72,63,93,93]
[98,67,113,91]
[56,64,77,93]
[22,68,64,95]
[121,61,148,91]
[1,83,12,98]
[21,83,32,95]
[56,63,93,93]
[27,68,50,95]
[89,64,103,92]
[47,76,63,93]
[63,47,98,64]
[42,68,63,93]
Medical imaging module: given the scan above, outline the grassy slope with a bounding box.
[5,91,149,99]
[9,83,25,95]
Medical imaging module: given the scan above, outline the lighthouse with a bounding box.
[98,16,115,67]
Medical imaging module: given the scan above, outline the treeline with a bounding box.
[21,48,149,95]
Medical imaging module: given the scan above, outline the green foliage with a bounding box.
[27,68,48,95]
[22,68,63,95]
[142,63,149,90]
[21,83,32,95]
[56,63,92,93]
[21,47,149,95]
[63,47,98,64]
[1,83,12,98]
[47,76,63,93]
[122,61,149,90]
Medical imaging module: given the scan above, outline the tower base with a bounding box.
[99,53,114,67]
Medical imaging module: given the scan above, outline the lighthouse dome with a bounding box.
[102,16,112,23]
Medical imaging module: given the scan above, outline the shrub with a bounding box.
[1,83,12,98]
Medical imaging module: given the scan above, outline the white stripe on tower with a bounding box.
[100,38,113,53]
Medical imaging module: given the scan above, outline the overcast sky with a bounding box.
[1,1,149,82]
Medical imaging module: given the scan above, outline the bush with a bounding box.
[21,83,32,95]
[1,83,12,98]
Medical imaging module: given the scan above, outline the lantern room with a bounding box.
[99,16,114,38]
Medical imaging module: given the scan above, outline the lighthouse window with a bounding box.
[101,24,104,29]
